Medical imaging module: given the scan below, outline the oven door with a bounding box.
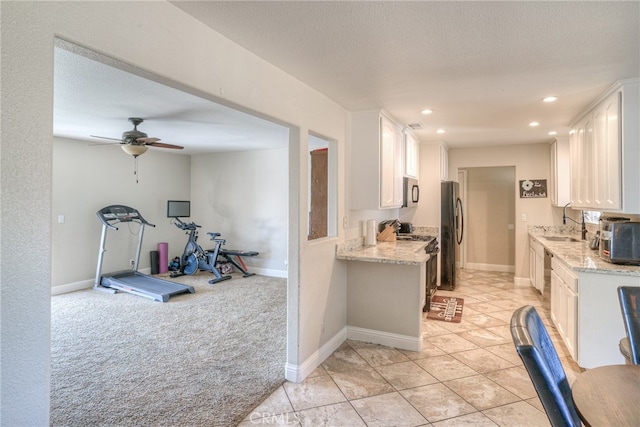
[424,249,439,312]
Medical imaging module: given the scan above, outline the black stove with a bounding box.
[397,233,436,243]
[423,237,439,312]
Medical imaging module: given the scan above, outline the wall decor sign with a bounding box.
[520,179,547,198]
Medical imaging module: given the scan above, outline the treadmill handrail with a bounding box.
[96,204,156,229]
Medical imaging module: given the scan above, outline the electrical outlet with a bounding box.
[130,259,135,268]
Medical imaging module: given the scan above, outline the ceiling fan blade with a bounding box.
[137,137,160,143]
[145,142,184,150]
[88,141,121,147]
[90,135,122,142]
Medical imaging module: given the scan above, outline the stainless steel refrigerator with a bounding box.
[440,181,464,290]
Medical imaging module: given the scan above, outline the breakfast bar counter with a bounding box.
[336,238,431,352]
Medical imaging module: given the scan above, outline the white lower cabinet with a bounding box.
[550,258,578,360]
[529,238,545,293]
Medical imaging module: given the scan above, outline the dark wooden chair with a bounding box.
[617,286,640,364]
[510,305,581,427]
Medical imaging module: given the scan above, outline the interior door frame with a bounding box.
[457,169,467,269]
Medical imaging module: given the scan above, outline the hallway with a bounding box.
[241,270,582,426]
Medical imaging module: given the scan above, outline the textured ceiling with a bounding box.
[53,44,290,155]
[171,1,640,147]
[53,2,640,154]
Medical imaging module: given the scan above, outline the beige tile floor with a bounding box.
[241,270,583,426]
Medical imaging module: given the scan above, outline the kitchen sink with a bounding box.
[543,236,581,243]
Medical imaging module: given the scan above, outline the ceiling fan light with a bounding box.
[121,144,148,157]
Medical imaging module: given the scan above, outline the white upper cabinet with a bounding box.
[350,110,404,209]
[569,79,638,212]
[440,143,449,181]
[404,130,419,179]
[570,115,594,207]
[593,91,621,210]
[550,136,570,207]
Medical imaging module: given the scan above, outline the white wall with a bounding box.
[1,2,349,424]
[190,149,288,276]
[449,143,554,281]
[52,137,191,291]
[464,166,516,271]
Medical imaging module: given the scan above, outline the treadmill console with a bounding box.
[96,205,152,227]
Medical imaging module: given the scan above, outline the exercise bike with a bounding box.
[170,218,231,284]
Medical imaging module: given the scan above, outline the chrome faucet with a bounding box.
[562,203,588,240]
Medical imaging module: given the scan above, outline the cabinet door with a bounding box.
[550,270,560,326]
[440,144,449,181]
[550,140,558,205]
[380,116,397,208]
[570,116,594,207]
[404,131,419,178]
[393,129,404,207]
[551,137,570,207]
[593,91,621,210]
[529,244,536,287]
[569,124,584,206]
[566,287,578,360]
[535,252,545,293]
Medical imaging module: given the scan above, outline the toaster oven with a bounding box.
[599,218,640,265]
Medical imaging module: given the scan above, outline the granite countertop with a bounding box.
[336,238,430,265]
[529,226,640,276]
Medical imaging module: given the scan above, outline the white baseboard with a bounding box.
[513,276,532,286]
[465,263,515,273]
[285,327,347,383]
[250,267,287,278]
[346,326,422,352]
[51,279,93,295]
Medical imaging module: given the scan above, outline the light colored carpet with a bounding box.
[50,272,287,426]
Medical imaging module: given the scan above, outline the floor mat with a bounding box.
[427,295,464,323]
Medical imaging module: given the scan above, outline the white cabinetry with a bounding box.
[529,238,545,293]
[570,115,594,207]
[351,110,404,209]
[550,257,578,360]
[569,79,639,212]
[440,143,449,181]
[593,91,621,210]
[404,130,419,179]
[550,137,570,207]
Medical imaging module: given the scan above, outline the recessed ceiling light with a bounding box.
[529,121,540,127]
[436,129,445,134]
[542,96,558,103]
[548,131,558,136]
[421,109,433,115]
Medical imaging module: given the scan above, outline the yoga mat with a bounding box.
[158,242,168,274]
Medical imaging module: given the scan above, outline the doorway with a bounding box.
[459,166,516,272]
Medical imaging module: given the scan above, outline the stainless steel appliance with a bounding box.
[403,178,419,208]
[399,222,414,234]
[423,238,439,312]
[440,181,464,290]
[600,218,640,265]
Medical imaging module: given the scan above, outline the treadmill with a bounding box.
[94,205,195,302]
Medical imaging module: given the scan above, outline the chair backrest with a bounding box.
[510,305,581,427]
[618,286,640,364]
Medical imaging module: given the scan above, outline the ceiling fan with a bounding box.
[90,117,184,158]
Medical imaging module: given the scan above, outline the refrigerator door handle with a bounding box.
[455,197,464,244]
